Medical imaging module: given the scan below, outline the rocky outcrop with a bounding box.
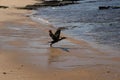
[16,0,79,10]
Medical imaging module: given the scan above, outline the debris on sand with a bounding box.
[106,71,111,73]
[3,72,7,75]
[21,65,24,67]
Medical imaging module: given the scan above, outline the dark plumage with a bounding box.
[49,28,66,47]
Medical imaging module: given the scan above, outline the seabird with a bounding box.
[49,28,66,47]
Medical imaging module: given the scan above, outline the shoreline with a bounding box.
[30,10,120,55]
[0,0,120,80]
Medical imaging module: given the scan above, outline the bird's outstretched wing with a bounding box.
[55,28,61,39]
[49,30,57,40]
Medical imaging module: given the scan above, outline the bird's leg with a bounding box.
[50,43,53,47]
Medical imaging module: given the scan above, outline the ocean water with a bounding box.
[31,0,120,51]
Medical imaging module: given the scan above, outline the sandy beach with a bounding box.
[0,0,120,80]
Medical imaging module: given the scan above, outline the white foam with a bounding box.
[31,15,52,26]
[38,17,50,24]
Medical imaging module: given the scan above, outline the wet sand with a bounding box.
[0,0,120,80]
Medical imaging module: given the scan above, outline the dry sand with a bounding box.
[0,0,120,80]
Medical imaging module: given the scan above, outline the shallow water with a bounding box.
[31,0,120,51]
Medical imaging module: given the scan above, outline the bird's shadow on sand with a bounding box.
[52,47,70,52]
[51,46,82,52]
[59,47,70,52]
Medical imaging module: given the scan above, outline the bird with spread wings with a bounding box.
[49,28,66,47]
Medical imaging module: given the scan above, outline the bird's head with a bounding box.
[61,37,66,39]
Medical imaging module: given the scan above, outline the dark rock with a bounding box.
[109,23,113,26]
[15,5,39,10]
[99,6,120,10]
[0,6,8,9]
[99,6,110,10]
[111,6,120,9]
